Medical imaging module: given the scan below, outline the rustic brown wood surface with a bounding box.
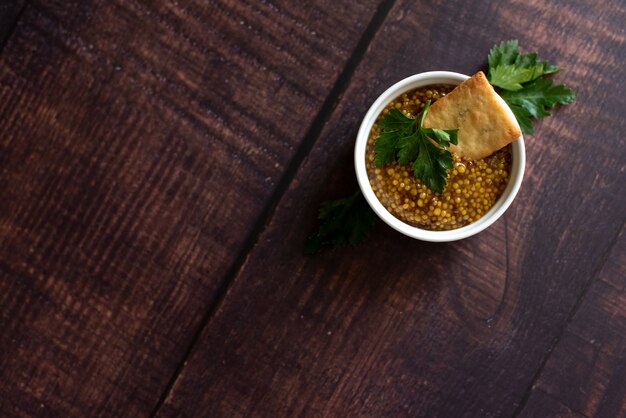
[520,227,626,418]
[155,0,626,417]
[0,0,385,416]
[0,0,624,417]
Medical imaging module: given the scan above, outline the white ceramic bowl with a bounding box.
[354,71,525,242]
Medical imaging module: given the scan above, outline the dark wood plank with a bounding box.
[519,389,588,418]
[520,227,626,418]
[0,0,383,416]
[157,0,626,416]
[0,0,26,50]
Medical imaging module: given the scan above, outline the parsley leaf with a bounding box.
[374,130,402,166]
[374,101,458,193]
[488,39,520,68]
[397,131,420,165]
[375,110,417,166]
[413,139,454,193]
[500,78,576,118]
[507,104,534,135]
[487,40,576,134]
[489,64,545,91]
[488,40,558,74]
[304,190,376,254]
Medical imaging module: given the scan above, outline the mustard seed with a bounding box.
[365,84,511,230]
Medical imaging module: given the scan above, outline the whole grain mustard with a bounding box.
[365,85,512,231]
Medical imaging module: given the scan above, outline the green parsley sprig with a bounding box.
[304,190,376,254]
[374,100,459,193]
[487,40,576,134]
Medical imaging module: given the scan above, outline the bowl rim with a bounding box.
[354,71,525,242]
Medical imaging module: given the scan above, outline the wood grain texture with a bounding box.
[519,227,626,418]
[157,0,626,416]
[518,389,588,418]
[0,0,382,416]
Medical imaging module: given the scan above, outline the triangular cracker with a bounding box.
[423,71,521,160]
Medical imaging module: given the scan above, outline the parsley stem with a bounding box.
[419,99,431,127]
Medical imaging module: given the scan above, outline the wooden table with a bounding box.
[1,1,624,417]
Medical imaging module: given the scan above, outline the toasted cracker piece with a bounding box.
[423,71,521,160]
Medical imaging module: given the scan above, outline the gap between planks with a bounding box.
[510,217,626,418]
[147,0,398,415]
